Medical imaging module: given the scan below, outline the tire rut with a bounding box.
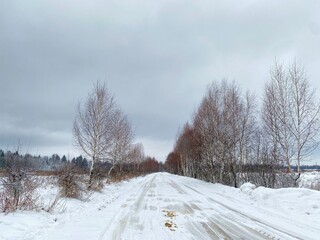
[99,174,158,240]
[181,182,300,240]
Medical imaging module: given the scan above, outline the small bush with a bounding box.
[58,163,81,198]
[0,152,39,213]
[108,167,142,184]
[89,167,106,191]
[0,178,39,213]
[42,195,66,213]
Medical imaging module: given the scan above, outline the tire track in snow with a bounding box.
[178,181,300,240]
[99,174,161,240]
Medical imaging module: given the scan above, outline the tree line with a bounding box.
[0,150,91,170]
[165,60,320,188]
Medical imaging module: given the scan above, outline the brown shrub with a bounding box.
[58,163,81,198]
[108,170,142,184]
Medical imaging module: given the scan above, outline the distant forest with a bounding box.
[0,149,88,171]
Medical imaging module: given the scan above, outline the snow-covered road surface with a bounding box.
[1,172,320,240]
[98,173,318,240]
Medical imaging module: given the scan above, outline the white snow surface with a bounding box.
[298,172,320,191]
[239,182,256,195]
[1,172,320,240]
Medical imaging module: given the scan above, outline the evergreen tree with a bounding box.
[0,150,5,168]
[61,155,67,164]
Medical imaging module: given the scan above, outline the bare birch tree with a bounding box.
[238,92,257,182]
[192,80,256,186]
[263,60,320,175]
[108,110,134,175]
[174,123,201,178]
[262,83,280,187]
[263,62,295,172]
[128,143,145,171]
[288,61,320,173]
[73,81,116,188]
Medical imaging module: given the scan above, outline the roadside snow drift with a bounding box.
[298,172,320,191]
[1,173,320,240]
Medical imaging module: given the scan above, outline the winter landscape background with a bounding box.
[1,1,320,239]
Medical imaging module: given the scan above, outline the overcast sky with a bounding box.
[1,0,320,162]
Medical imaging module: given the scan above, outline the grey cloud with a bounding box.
[1,0,320,161]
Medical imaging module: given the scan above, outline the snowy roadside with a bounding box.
[171,174,320,239]
[0,175,148,240]
[298,171,320,191]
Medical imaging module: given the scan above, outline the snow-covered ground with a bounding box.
[298,172,320,191]
[1,172,320,240]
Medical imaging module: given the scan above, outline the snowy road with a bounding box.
[2,172,320,240]
[97,173,318,240]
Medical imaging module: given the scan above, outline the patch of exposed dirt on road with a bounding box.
[163,210,176,218]
[165,220,177,231]
[163,210,178,231]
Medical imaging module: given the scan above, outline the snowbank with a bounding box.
[298,172,320,191]
[239,182,256,194]
[239,181,320,221]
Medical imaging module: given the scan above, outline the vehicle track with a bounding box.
[180,182,312,239]
[99,174,161,240]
